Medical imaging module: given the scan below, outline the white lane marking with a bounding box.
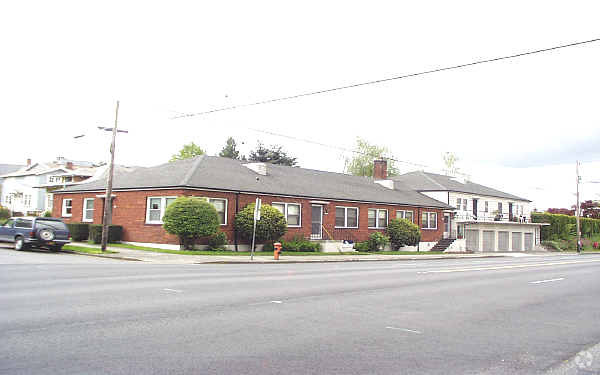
[416,259,600,274]
[270,300,283,304]
[163,288,183,293]
[386,326,422,334]
[530,277,565,284]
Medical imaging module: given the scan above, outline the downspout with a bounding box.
[234,192,240,252]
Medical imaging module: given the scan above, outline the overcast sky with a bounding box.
[2,1,599,210]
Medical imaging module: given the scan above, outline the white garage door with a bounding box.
[498,231,509,251]
[524,233,533,251]
[466,229,479,252]
[512,232,522,251]
[482,231,495,252]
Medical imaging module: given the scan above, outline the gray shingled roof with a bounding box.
[0,164,25,176]
[391,171,531,202]
[56,156,452,209]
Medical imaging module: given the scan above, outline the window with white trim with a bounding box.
[335,206,358,228]
[62,199,72,217]
[83,198,94,222]
[368,208,388,228]
[208,198,227,225]
[47,194,53,210]
[272,202,301,226]
[23,194,31,207]
[421,212,437,229]
[463,199,467,211]
[484,201,489,212]
[145,196,177,224]
[456,198,461,210]
[498,202,503,213]
[396,210,413,223]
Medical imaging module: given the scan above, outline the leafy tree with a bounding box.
[219,137,242,160]
[247,142,297,166]
[169,142,205,162]
[578,200,600,219]
[0,206,10,221]
[386,218,421,250]
[344,138,399,177]
[234,203,287,249]
[547,208,575,216]
[162,197,220,249]
[442,152,460,175]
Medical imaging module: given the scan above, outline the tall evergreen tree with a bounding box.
[247,142,297,166]
[219,137,241,159]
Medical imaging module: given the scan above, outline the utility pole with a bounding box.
[576,160,581,254]
[101,101,120,252]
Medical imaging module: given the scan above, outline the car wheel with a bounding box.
[50,245,63,252]
[38,229,55,241]
[14,237,27,251]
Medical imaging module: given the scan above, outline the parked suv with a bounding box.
[0,217,70,251]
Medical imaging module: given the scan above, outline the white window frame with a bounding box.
[145,196,177,224]
[272,202,302,227]
[62,198,72,217]
[421,212,438,230]
[456,198,461,210]
[368,208,388,229]
[23,194,31,208]
[335,206,359,228]
[208,198,228,226]
[47,193,53,210]
[82,198,95,222]
[396,210,414,223]
[484,201,489,212]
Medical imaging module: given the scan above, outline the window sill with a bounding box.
[421,228,438,230]
[335,226,359,229]
[62,215,72,218]
[287,225,302,228]
[145,221,164,225]
[368,227,387,230]
[82,219,93,223]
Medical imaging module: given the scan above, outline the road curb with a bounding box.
[60,250,143,262]
[197,255,509,264]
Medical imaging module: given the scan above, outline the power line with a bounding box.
[173,37,600,119]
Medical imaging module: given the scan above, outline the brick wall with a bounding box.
[53,189,445,245]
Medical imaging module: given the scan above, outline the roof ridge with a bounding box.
[419,170,447,190]
[180,155,205,186]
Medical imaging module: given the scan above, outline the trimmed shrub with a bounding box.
[386,218,421,250]
[357,232,390,252]
[67,223,90,241]
[162,197,220,249]
[42,211,52,217]
[0,206,10,221]
[89,224,123,244]
[235,203,287,249]
[207,231,228,250]
[281,235,321,252]
[353,241,370,252]
[532,212,600,240]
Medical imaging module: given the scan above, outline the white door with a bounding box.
[443,214,450,238]
[482,231,495,252]
[310,205,323,240]
[466,229,479,252]
[512,232,522,251]
[524,233,533,251]
[498,231,509,251]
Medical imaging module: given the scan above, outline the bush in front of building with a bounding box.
[281,235,321,252]
[532,212,600,240]
[0,206,9,221]
[234,203,287,250]
[207,231,228,250]
[386,218,421,250]
[67,223,90,241]
[162,197,220,250]
[43,211,52,217]
[89,224,123,244]
[354,232,390,252]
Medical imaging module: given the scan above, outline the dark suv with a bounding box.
[0,217,70,251]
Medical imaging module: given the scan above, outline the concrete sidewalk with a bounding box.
[66,242,557,264]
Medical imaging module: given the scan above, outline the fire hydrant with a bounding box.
[274,242,282,260]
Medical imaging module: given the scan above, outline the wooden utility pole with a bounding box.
[101,101,120,252]
[576,160,581,254]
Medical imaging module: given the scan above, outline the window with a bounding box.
[368,208,388,228]
[456,198,461,210]
[484,201,488,212]
[5,195,11,205]
[145,196,177,224]
[208,198,227,225]
[463,199,467,211]
[83,198,94,222]
[23,195,31,207]
[396,210,414,223]
[15,218,33,228]
[335,206,358,228]
[272,202,301,227]
[421,212,438,229]
[498,202,503,213]
[47,194,53,210]
[62,199,72,217]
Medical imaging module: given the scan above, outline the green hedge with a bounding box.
[88,224,123,244]
[532,212,600,241]
[66,223,89,241]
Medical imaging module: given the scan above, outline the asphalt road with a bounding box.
[1,248,600,375]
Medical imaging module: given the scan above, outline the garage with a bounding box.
[482,230,495,252]
[512,232,522,251]
[524,233,533,251]
[498,231,509,251]
[466,229,479,252]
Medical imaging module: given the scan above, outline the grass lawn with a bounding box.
[63,245,118,255]
[107,243,446,256]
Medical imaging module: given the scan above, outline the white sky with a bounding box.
[1,1,599,210]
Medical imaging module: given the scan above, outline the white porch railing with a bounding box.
[454,211,531,223]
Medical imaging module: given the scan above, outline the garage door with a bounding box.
[482,231,495,252]
[524,233,533,251]
[498,231,509,251]
[512,232,522,251]
[466,229,479,252]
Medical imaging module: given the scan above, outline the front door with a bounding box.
[443,214,450,238]
[311,205,323,240]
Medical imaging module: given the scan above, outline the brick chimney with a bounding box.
[26,158,31,166]
[373,159,387,180]
[66,161,74,170]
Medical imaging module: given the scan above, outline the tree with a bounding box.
[344,138,399,177]
[547,208,575,216]
[247,142,297,166]
[169,142,205,162]
[386,218,421,250]
[219,137,242,160]
[579,200,600,219]
[162,197,220,249]
[234,203,287,249]
[442,152,460,175]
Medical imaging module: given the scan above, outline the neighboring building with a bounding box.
[391,171,545,252]
[52,156,452,251]
[0,163,25,204]
[0,157,103,216]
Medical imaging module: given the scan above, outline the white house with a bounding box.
[391,171,546,252]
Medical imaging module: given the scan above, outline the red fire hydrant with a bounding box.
[274,242,282,260]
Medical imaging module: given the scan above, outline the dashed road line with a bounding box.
[530,278,565,284]
[416,259,600,274]
[386,326,422,334]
